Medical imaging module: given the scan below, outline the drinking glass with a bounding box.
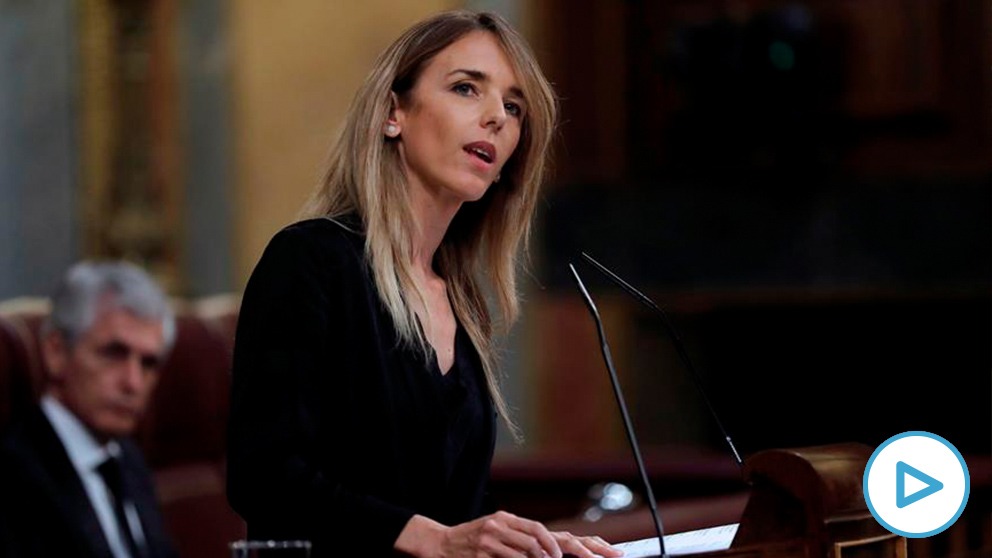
[228,540,312,558]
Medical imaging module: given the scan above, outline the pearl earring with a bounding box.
[385,123,398,137]
[494,172,501,184]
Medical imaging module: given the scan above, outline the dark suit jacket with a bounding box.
[0,405,177,558]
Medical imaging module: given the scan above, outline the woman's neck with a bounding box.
[408,183,461,278]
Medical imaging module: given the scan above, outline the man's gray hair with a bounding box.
[43,261,177,352]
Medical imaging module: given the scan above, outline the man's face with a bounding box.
[44,304,166,441]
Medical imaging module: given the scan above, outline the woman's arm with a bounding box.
[226,223,414,554]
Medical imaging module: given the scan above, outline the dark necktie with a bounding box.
[96,455,146,558]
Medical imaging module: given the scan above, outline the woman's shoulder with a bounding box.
[260,215,366,271]
[240,215,371,310]
[278,214,363,239]
[272,215,363,249]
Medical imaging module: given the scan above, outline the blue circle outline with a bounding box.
[863,431,971,538]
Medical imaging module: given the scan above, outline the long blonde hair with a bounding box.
[299,10,557,437]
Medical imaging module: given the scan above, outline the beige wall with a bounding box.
[230,1,459,286]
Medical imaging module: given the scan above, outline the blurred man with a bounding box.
[0,261,177,558]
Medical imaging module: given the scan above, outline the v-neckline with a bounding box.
[415,314,458,376]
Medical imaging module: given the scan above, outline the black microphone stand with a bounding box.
[569,264,670,558]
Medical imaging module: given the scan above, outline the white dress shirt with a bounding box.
[41,395,147,558]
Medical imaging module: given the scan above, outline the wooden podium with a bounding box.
[705,442,907,558]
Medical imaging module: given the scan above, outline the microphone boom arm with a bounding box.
[579,252,744,470]
[569,264,669,558]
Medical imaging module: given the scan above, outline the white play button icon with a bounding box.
[864,431,970,538]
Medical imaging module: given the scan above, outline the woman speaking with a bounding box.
[226,10,623,558]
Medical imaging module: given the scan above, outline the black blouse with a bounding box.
[226,217,496,558]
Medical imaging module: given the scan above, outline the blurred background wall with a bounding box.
[0,0,988,462]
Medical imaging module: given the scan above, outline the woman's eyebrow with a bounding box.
[448,68,487,80]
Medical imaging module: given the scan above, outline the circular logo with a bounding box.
[863,431,970,538]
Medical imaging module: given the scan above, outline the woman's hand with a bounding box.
[396,512,623,558]
[550,531,623,558]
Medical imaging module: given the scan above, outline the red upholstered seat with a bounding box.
[136,311,232,468]
[192,293,242,353]
[0,299,50,433]
[0,315,37,433]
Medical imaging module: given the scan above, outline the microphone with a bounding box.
[569,263,669,558]
[579,252,744,470]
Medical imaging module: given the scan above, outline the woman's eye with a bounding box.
[505,102,522,118]
[453,83,476,96]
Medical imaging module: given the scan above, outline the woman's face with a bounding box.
[392,31,525,204]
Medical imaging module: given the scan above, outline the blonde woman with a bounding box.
[227,11,623,558]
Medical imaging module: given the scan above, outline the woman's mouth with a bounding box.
[464,141,496,164]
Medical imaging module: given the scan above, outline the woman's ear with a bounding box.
[385,91,402,138]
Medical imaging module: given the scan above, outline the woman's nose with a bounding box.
[482,98,507,132]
